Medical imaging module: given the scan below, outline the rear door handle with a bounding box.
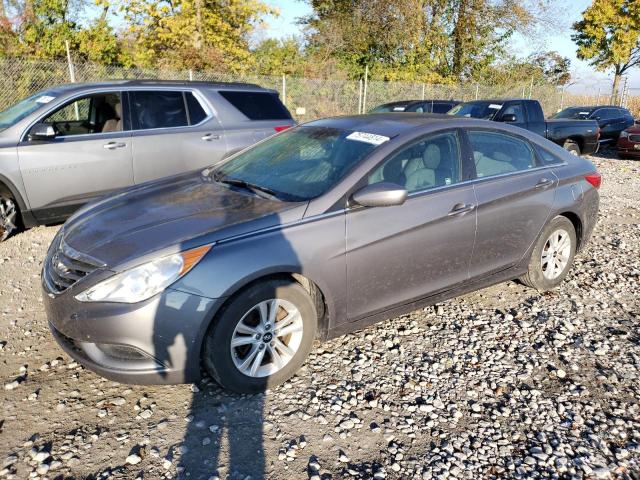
[103,142,126,150]
[201,133,220,141]
[448,203,475,216]
[535,177,554,188]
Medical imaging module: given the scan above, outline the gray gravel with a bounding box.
[0,150,639,479]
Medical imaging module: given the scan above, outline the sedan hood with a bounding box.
[60,172,307,268]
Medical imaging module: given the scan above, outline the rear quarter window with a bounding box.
[535,145,564,165]
[219,91,291,120]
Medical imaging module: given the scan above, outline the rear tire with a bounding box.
[563,140,581,156]
[202,279,317,393]
[0,193,19,242]
[520,216,577,292]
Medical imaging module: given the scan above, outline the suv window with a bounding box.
[39,92,122,136]
[186,92,207,124]
[468,130,535,178]
[219,91,291,120]
[130,91,189,130]
[368,131,461,193]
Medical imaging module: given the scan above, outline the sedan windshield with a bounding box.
[550,107,593,120]
[0,91,57,133]
[212,126,385,201]
[447,102,502,119]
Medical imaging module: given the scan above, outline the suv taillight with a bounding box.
[585,172,601,189]
[274,125,291,133]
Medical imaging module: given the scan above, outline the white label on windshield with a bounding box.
[392,106,405,111]
[489,104,503,109]
[346,131,390,145]
[36,95,55,104]
[579,111,589,115]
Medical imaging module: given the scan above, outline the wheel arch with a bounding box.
[0,174,27,211]
[200,270,331,348]
[557,211,583,251]
[563,136,584,153]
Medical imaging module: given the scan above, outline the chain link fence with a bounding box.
[1,58,638,121]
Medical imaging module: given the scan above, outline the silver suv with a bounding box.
[0,80,294,241]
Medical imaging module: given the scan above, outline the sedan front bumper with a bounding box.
[44,286,221,384]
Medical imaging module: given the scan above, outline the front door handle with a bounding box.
[103,142,126,150]
[448,203,475,216]
[535,177,554,188]
[201,133,220,141]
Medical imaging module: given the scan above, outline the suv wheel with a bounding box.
[520,216,577,291]
[563,140,581,156]
[202,279,317,393]
[0,195,18,242]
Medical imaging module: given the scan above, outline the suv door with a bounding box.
[345,129,477,320]
[17,91,133,219]
[129,89,226,183]
[466,129,556,279]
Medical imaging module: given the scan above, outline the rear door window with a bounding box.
[219,91,291,120]
[130,91,188,130]
[468,130,536,178]
[186,92,207,124]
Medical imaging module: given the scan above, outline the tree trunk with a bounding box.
[194,0,203,50]
[0,1,5,19]
[611,66,622,105]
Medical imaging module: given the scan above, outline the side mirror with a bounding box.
[28,123,56,141]
[352,182,408,208]
[501,113,517,123]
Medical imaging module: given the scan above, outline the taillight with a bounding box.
[585,172,601,189]
[274,125,291,132]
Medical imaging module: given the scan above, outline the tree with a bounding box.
[118,0,276,71]
[572,0,640,103]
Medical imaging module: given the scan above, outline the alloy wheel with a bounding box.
[540,228,571,280]
[230,298,304,378]
[0,197,17,242]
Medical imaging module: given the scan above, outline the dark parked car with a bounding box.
[448,99,599,156]
[43,114,600,393]
[0,80,294,242]
[616,125,640,159]
[550,105,634,144]
[371,99,459,114]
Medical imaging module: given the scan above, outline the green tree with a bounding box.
[118,0,276,71]
[253,37,306,76]
[572,0,640,103]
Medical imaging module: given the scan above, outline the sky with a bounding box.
[263,0,640,95]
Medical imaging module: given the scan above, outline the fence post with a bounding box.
[65,40,76,83]
[358,79,363,114]
[560,86,565,111]
[189,69,193,81]
[528,77,534,99]
[475,83,479,100]
[281,74,286,106]
[421,83,425,101]
[362,65,369,114]
[596,87,601,105]
[521,85,526,98]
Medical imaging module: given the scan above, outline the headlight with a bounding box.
[620,130,629,138]
[75,245,211,303]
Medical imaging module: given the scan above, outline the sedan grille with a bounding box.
[628,134,640,143]
[43,236,105,294]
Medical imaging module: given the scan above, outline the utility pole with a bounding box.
[281,75,286,106]
[362,65,369,114]
[357,79,363,114]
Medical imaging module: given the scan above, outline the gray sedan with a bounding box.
[42,114,600,393]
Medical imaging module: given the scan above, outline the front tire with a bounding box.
[202,279,317,393]
[520,216,577,292]
[563,140,581,156]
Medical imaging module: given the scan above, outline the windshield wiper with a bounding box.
[214,174,282,201]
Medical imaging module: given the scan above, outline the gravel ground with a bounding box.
[0,150,639,480]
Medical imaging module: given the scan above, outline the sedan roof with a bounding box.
[307,113,460,137]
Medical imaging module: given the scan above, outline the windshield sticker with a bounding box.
[392,106,406,111]
[489,104,503,109]
[346,131,390,145]
[36,95,55,104]
[579,111,590,115]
